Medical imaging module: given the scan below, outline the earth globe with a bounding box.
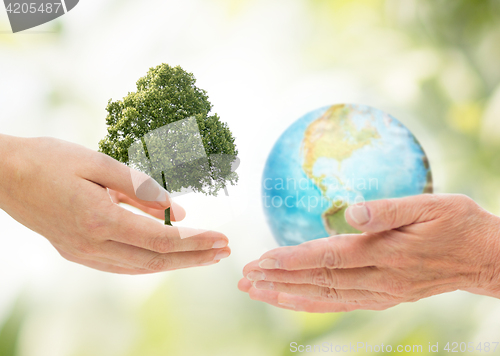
[262,104,433,246]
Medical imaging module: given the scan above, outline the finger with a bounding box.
[108,189,163,219]
[246,285,300,311]
[238,278,299,311]
[109,189,185,221]
[99,240,231,271]
[60,250,153,275]
[55,245,144,271]
[238,277,253,292]
[60,245,221,272]
[159,259,222,271]
[240,279,396,313]
[80,152,183,213]
[244,262,382,291]
[252,281,397,304]
[344,194,451,233]
[275,292,397,313]
[109,205,229,252]
[257,234,384,270]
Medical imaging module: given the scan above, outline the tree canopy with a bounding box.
[99,64,238,211]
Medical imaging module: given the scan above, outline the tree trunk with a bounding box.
[164,207,172,226]
[161,171,172,226]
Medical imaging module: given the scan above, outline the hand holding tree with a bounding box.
[0,134,231,274]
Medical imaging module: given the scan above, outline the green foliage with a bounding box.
[99,64,238,198]
[0,299,26,356]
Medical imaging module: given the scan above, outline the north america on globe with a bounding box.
[262,104,433,246]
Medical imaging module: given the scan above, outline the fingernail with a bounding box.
[259,258,280,269]
[157,191,171,207]
[214,250,230,260]
[246,271,266,281]
[212,240,228,249]
[152,184,169,204]
[348,205,370,225]
[253,281,274,290]
[200,261,217,266]
[278,301,295,309]
[131,170,171,203]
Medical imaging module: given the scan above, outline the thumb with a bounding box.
[83,152,184,216]
[344,194,442,233]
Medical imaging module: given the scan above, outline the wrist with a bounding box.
[0,134,27,209]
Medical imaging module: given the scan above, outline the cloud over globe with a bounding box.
[262,104,433,246]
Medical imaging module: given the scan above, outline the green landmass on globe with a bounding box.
[262,103,433,246]
[303,105,382,235]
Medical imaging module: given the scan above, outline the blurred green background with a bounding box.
[1,0,500,355]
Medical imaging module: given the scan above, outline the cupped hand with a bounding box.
[0,135,230,274]
[239,194,500,312]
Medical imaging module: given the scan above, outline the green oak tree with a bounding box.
[99,64,238,225]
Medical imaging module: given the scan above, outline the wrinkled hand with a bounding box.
[239,194,500,312]
[0,135,230,274]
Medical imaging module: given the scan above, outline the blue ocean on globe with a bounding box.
[262,104,433,246]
